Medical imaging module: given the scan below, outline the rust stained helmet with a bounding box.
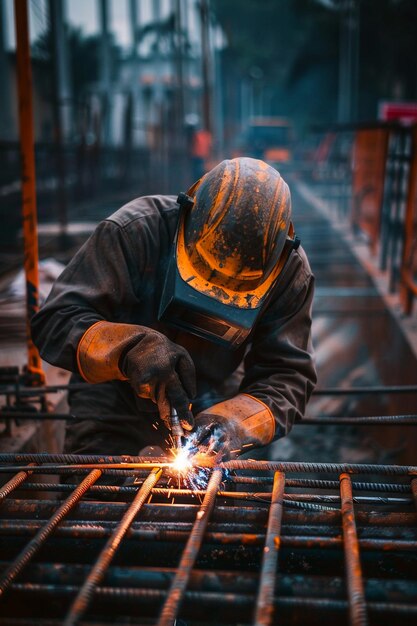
[159,157,299,349]
[179,157,292,308]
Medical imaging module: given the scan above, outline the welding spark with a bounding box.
[169,437,212,491]
[172,447,193,473]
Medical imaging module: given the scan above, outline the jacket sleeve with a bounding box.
[31,219,144,373]
[239,253,317,440]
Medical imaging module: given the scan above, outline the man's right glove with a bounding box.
[193,394,276,462]
[76,321,196,431]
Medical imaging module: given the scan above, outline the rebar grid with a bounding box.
[0,455,415,625]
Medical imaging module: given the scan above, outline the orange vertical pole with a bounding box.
[14,0,45,385]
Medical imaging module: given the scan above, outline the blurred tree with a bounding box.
[137,12,192,57]
[32,27,120,102]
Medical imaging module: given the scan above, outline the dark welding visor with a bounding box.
[158,198,300,349]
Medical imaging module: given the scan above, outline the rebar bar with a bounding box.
[64,466,162,626]
[340,473,368,626]
[10,482,414,506]
[299,415,417,425]
[0,464,35,501]
[1,456,417,476]
[221,459,417,476]
[0,469,101,598]
[0,462,173,473]
[3,411,417,425]
[3,585,417,616]
[1,382,416,398]
[254,471,285,625]
[0,519,416,552]
[232,476,412,493]
[157,468,223,626]
[411,478,417,512]
[313,385,417,395]
[0,453,162,464]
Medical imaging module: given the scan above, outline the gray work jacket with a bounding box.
[31,194,317,439]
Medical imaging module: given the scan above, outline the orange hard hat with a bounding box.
[179,157,292,307]
[159,157,298,348]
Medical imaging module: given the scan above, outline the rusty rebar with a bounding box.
[3,411,417,425]
[232,476,411,493]
[299,415,417,425]
[1,454,417,477]
[0,462,173,473]
[411,478,417,512]
[157,468,223,626]
[10,482,414,506]
[0,464,35,500]
[1,382,416,398]
[340,473,368,626]
[254,471,285,625]
[0,469,101,598]
[221,459,417,476]
[63,466,162,626]
[0,519,416,552]
[313,385,417,395]
[0,453,158,464]
[5,583,417,614]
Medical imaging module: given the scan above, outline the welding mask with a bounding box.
[158,157,299,349]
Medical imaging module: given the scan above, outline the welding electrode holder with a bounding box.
[170,407,185,449]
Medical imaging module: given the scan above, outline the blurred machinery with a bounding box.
[235,117,293,166]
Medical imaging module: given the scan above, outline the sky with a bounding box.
[3,0,169,50]
[3,0,204,57]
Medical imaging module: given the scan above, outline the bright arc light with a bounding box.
[172,448,192,473]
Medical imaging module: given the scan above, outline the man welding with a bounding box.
[32,157,316,462]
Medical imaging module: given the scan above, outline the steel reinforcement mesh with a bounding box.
[0,454,415,625]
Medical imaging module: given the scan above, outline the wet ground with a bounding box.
[267,184,417,466]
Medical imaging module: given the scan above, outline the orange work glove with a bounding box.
[193,394,275,462]
[77,321,196,430]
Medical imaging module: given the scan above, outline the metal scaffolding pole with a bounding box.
[48,0,70,236]
[13,0,45,385]
[338,0,360,123]
[200,0,212,134]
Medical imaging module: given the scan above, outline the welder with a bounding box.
[31,157,317,461]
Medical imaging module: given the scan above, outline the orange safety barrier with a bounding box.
[400,125,417,314]
[351,128,389,254]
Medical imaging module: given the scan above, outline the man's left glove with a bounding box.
[193,394,276,461]
[76,321,196,430]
